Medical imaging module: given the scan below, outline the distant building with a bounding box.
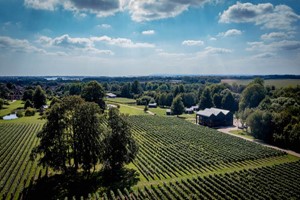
[190,105,199,111]
[107,104,118,109]
[166,109,172,115]
[185,107,194,114]
[148,103,157,108]
[196,108,233,127]
[106,93,117,98]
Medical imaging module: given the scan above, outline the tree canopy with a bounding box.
[81,81,105,110]
[33,85,46,109]
[171,95,185,116]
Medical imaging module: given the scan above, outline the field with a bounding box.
[0,100,23,117]
[0,113,299,199]
[221,79,300,88]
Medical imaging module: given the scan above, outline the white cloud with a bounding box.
[219,2,300,30]
[128,0,213,22]
[218,29,242,37]
[247,40,300,52]
[91,35,155,48]
[252,52,276,59]
[209,37,217,41]
[24,0,122,17]
[97,24,112,29]
[0,36,45,53]
[37,34,114,55]
[142,30,155,35]
[182,40,204,46]
[260,32,294,40]
[202,46,232,55]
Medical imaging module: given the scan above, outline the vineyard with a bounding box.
[128,116,286,181]
[0,115,300,199]
[0,123,45,200]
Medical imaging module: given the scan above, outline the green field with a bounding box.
[221,79,300,88]
[1,104,300,199]
[0,100,23,117]
[106,97,136,104]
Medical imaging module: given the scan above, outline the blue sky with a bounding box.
[0,0,299,76]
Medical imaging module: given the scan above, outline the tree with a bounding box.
[246,110,273,142]
[222,92,235,111]
[131,80,142,95]
[31,96,104,173]
[199,87,213,109]
[81,81,105,110]
[158,93,167,107]
[103,108,138,171]
[120,83,131,98]
[33,86,46,109]
[213,94,222,108]
[171,96,185,116]
[0,98,3,109]
[22,89,34,101]
[165,93,173,107]
[50,97,62,108]
[182,93,196,108]
[24,99,34,109]
[239,83,265,111]
[69,83,82,95]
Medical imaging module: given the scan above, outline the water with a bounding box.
[3,113,18,120]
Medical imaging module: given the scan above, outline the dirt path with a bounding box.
[217,120,300,158]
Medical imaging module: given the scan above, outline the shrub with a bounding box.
[0,98,3,109]
[16,110,23,118]
[25,107,36,116]
[24,100,34,109]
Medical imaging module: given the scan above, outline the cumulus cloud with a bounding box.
[0,36,45,53]
[91,35,155,48]
[24,0,121,17]
[202,46,232,55]
[260,32,294,40]
[218,29,242,37]
[37,34,114,55]
[219,2,300,30]
[252,52,276,59]
[182,40,204,46]
[97,24,112,29]
[247,40,300,52]
[142,30,155,35]
[128,0,212,22]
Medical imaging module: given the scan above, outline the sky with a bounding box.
[0,0,300,76]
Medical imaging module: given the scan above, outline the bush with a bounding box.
[24,100,34,109]
[16,110,23,118]
[0,98,3,109]
[25,107,36,116]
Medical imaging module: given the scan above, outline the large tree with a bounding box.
[22,89,34,101]
[171,95,185,116]
[81,81,105,110]
[103,108,138,171]
[33,86,46,109]
[31,96,104,173]
[131,80,143,95]
[199,87,213,109]
[222,91,235,111]
[239,82,266,111]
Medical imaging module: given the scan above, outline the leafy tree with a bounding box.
[182,93,196,108]
[213,94,222,108]
[222,91,235,111]
[22,89,34,101]
[120,83,131,98]
[31,96,104,173]
[0,84,10,99]
[103,108,138,171]
[239,83,266,111]
[247,110,273,142]
[69,83,82,95]
[199,87,213,109]
[171,96,185,116]
[131,80,142,95]
[0,98,3,109]
[158,93,167,107]
[81,81,105,110]
[24,99,34,109]
[50,97,62,108]
[158,84,169,92]
[165,93,173,107]
[33,86,46,109]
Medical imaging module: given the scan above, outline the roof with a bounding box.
[148,103,157,106]
[166,109,171,112]
[196,107,230,117]
[106,93,117,97]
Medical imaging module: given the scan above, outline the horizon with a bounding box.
[0,0,300,76]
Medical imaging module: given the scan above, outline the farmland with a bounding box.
[1,114,299,199]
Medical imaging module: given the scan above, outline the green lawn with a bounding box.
[221,79,300,88]
[229,129,254,140]
[106,97,136,104]
[0,100,23,117]
[118,104,148,116]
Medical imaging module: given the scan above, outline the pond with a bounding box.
[3,113,18,120]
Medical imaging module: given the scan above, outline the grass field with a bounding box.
[229,129,254,140]
[1,101,300,200]
[221,79,300,88]
[106,97,136,104]
[0,100,23,117]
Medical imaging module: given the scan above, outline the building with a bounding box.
[166,109,172,115]
[196,108,233,127]
[106,93,117,98]
[185,107,194,114]
[148,103,157,108]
